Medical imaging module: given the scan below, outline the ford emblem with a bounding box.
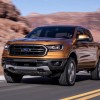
[22,48,30,52]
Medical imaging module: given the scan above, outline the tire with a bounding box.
[58,58,76,86]
[4,70,23,83]
[91,60,100,80]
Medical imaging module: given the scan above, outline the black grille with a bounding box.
[9,45,47,56]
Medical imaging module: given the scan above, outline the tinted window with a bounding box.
[76,28,84,34]
[26,27,75,39]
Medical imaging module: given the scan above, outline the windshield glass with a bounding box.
[26,26,75,39]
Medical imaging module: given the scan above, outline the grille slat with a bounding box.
[9,45,47,56]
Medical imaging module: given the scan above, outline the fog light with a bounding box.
[9,67,15,71]
[52,61,62,66]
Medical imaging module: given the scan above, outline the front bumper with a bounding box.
[2,58,67,76]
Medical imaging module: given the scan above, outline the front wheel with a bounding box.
[91,60,100,80]
[4,70,23,83]
[58,58,76,86]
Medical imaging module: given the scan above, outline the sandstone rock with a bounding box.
[0,18,30,46]
[0,0,11,4]
[0,1,20,21]
[0,0,30,46]
[0,0,30,25]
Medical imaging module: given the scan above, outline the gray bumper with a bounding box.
[2,58,67,76]
[4,64,52,76]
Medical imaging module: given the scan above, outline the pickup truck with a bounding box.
[2,25,100,86]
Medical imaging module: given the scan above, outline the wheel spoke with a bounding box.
[68,62,75,82]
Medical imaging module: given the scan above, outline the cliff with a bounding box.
[0,0,30,47]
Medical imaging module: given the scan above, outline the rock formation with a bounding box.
[0,0,30,47]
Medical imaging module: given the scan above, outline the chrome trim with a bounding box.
[6,64,50,71]
[46,44,64,51]
[42,45,48,56]
[9,44,48,57]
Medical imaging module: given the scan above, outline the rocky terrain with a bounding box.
[27,11,100,42]
[0,0,30,68]
[0,0,30,46]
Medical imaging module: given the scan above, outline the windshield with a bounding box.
[26,26,75,39]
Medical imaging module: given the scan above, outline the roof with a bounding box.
[37,25,84,29]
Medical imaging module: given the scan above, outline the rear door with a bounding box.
[76,28,97,68]
[84,29,98,68]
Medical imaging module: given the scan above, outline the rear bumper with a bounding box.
[2,58,67,76]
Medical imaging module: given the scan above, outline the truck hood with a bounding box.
[10,37,65,42]
[8,37,72,45]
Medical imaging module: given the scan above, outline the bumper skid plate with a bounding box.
[4,64,52,76]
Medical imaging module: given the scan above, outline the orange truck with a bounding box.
[2,26,100,86]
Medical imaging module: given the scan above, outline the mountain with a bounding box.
[26,11,100,42]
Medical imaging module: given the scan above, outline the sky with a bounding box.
[12,0,100,16]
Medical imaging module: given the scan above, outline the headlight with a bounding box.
[46,45,63,51]
[4,45,9,50]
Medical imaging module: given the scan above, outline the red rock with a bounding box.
[0,0,30,47]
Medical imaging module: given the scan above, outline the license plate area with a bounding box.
[14,62,37,67]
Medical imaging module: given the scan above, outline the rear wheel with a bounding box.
[58,58,76,86]
[4,70,23,83]
[91,60,100,80]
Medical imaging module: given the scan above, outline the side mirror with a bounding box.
[77,34,90,42]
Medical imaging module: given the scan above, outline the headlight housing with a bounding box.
[46,45,63,51]
[4,44,9,50]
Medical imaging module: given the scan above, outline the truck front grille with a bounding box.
[9,45,47,56]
